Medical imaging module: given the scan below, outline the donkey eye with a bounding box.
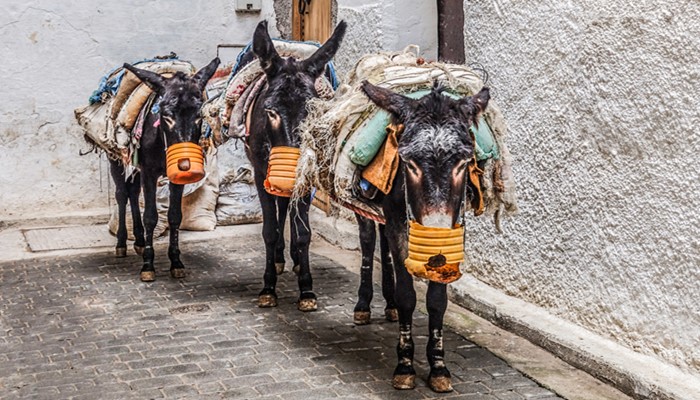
[162,116,176,129]
[455,160,468,173]
[265,109,279,120]
[405,160,420,175]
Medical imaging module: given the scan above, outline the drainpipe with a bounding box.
[437,0,465,64]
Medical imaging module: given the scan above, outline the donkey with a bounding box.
[360,80,490,392]
[119,57,220,282]
[246,20,346,311]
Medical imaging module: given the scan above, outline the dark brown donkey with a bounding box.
[360,81,490,392]
[246,20,346,311]
[116,58,219,281]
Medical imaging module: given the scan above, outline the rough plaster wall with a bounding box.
[273,0,438,78]
[459,0,700,374]
[335,0,437,78]
[273,0,293,39]
[0,0,278,220]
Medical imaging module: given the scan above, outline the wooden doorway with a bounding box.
[292,0,333,42]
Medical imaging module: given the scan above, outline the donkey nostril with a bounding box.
[177,158,191,171]
[426,254,447,269]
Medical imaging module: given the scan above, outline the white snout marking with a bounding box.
[421,213,452,229]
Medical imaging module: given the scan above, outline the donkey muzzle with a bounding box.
[405,221,464,284]
[166,142,205,185]
[264,146,300,197]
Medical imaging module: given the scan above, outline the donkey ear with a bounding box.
[361,80,415,121]
[301,20,347,78]
[252,20,283,77]
[460,87,490,125]
[123,63,166,93]
[193,57,220,92]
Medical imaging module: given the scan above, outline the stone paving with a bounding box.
[0,236,562,399]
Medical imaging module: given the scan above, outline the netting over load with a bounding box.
[294,47,518,228]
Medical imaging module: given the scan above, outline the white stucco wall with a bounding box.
[0,0,278,221]
[459,0,699,375]
[334,0,437,77]
[0,0,435,222]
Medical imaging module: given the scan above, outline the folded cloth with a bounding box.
[361,124,403,195]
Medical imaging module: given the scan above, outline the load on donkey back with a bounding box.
[293,48,518,392]
[75,54,220,282]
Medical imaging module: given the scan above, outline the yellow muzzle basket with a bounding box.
[166,142,205,185]
[264,146,300,197]
[405,221,465,284]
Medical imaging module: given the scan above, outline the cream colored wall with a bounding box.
[0,0,277,221]
[457,0,700,374]
[0,0,435,222]
[334,0,437,77]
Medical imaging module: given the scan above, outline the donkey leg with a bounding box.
[140,173,158,282]
[109,160,129,257]
[128,172,145,255]
[167,183,186,279]
[274,196,289,275]
[426,281,453,392]
[290,224,300,276]
[378,223,398,322]
[353,214,376,325]
[287,197,302,276]
[256,187,281,307]
[290,194,316,312]
[387,227,417,389]
[393,270,417,389]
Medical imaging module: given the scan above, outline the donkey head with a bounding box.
[123,58,220,147]
[362,81,490,228]
[252,20,346,147]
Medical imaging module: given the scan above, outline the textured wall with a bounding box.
[0,0,435,221]
[0,0,277,220]
[458,0,700,374]
[335,0,437,77]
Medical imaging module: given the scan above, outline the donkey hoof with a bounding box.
[297,298,317,312]
[133,245,145,256]
[258,294,278,308]
[170,268,186,279]
[353,311,371,325]
[275,262,285,275]
[392,374,416,390]
[140,271,155,282]
[385,308,399,322]
[292,264,301,276]
[115,247,127,258]
[428,375,453,393]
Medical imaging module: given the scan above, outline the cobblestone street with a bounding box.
[0,235,561,399]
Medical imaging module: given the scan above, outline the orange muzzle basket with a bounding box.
[166,142,205,185]
[264,146,300,197]
[405,221,465,284]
